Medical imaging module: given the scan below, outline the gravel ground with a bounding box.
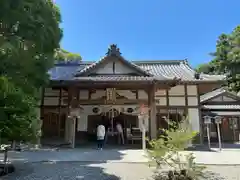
[206,165,240,180]
[1,161,154,180]
[2,162,240,180]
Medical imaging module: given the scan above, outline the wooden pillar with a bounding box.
[197,84,204,145]
[148,84,157,139]
[58,88,62,138]
[69,86,79,148]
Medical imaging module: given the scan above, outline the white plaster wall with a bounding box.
[210,96,222,102]
[44,97,58,105]
[168,85,185,95]
[188,97,198,106]
[188,108,200,132]
[169,97,185,106]
[115,61,138,74]
[45,88,59,96]
[211,95,237,102]
[94,61,113,74]
[156,97,167,106]
[156,89,166,96]
[43,97,67,106]
[223,96,236,101]
[92,59,139,74]
[138,90,148,99]
[79,90,89,100]
[44,88,68,96]
[187,85,197,95]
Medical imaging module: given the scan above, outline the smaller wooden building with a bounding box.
[201,88,240,142]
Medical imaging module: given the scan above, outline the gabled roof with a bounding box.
[48,44,226,83]
[75,44,152,77]
[200,87,240,103]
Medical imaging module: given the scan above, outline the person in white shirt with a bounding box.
[116,122,124,145]
[97,124,105,150]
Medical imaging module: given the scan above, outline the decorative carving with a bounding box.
[105,88,116,104]
[106,44,121,57]
[92,107,100,114]
[127,107,134,113]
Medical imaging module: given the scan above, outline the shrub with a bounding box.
[148,117,207,180]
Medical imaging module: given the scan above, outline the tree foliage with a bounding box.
[148,119,206,180]
[0,77,36,141]
[0,0,62,141]
[54,48,82,61]
[196,26,240,92]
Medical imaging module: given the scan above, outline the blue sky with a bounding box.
[56,0,240,67]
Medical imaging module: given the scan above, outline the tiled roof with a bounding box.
[200,88,227,103]
[202,105,240,110]
[135,60,226,82]
[73,76,163,82]
[48,61,87,80]
[200,87,240,103]
[48,60,226,82]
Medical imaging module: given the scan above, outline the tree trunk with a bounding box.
[3,149,8,163]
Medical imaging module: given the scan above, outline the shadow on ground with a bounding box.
[1,161,121,180]
[3,148,128,163]
[1,149,126,180]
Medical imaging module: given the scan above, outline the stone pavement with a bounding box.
[2,147,240,165]
[182,149,240,165]
[2,148,240,179]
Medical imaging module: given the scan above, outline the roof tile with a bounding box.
[48,60,226,82]
[202,105,240,110]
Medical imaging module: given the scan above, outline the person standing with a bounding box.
[97,124,105,150]
[116,122,124,145]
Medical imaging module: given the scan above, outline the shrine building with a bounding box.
[39,44,240,148]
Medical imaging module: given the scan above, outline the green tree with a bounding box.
[54,48,82,61]
[0,77,36,142]
[226,26,240,92]
[196,27,240,92]
[195,63,215,74]
[0,0,62,142]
